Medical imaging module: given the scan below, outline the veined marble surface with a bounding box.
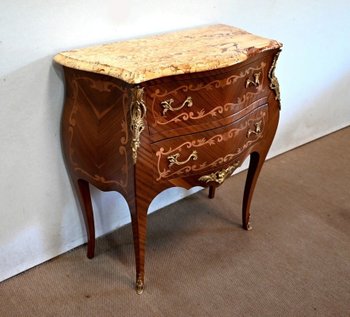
[54,24,282,84]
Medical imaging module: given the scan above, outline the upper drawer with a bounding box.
[144,53,274,141]
[151,104,268,182]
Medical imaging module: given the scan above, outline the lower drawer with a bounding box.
[151,104,268,181]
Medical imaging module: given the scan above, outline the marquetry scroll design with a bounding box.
[130,87,147,164]
[152,63,266,96]
[155,109,267,181]
[198,161,240,184]
[67,76,129,189]
[154,93,259,126]
[151,62,266,126]
[268,51,281,103]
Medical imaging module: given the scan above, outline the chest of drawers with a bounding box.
[54,24,282,294]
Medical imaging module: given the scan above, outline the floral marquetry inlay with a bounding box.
[150,62,266,127]
[155,107,268,181]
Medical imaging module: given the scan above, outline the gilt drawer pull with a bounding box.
[247,120,263,138]
[198,161,240,184]
[161,96,193,116]
[167,150,198,167]
[245,72,261,88]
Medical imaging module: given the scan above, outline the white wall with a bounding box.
[0,0,349,282]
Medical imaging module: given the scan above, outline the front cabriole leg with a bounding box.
[243,49,282,231]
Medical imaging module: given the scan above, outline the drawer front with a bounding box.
[146,56,271,139]
[152,105,268,181]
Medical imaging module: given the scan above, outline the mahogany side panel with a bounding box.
[61,68,134,195]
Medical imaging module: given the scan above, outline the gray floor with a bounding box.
[1,127,349,317]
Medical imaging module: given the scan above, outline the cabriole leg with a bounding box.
[242,151,266,231]
[73,178,95,259]
[129,197,148,295]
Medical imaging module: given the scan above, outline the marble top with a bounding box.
[54,24,282,84]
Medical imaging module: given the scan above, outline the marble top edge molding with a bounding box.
[53,24,282,84]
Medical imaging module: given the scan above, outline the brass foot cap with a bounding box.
[244,222,253,231]
[136,279,144,295]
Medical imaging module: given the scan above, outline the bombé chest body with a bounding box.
[54,24,282,294]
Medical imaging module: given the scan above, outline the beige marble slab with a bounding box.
[54,24,282,84]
